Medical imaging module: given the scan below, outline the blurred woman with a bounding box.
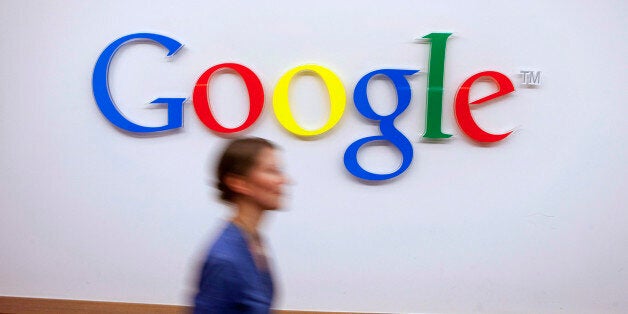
[194,137,288,314]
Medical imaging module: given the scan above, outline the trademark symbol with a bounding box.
[520,70,541,86]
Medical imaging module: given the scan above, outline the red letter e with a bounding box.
[455,71,515,143]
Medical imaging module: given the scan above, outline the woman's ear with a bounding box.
[224,174,250,197]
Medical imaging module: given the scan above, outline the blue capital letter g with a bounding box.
[92,33,185,133]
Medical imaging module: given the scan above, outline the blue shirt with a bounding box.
[194,222,274,314]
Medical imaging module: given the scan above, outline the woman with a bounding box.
[194,137,288,314]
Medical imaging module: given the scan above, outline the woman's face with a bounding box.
[242,147,287,211]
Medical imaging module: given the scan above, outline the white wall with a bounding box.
[1,0,627,313]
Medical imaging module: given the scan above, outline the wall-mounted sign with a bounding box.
[93,32,531,181]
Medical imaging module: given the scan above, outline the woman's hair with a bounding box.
[216,137,276,202]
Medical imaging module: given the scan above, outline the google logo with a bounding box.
[93,32,518,181]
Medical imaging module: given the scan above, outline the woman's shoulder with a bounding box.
[206,222,248,262]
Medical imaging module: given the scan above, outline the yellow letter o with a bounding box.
[273,64,346,136]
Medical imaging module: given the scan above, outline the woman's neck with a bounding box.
[232,200,264,235]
